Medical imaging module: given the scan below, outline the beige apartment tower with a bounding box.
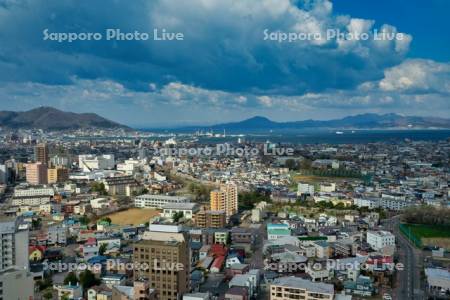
[210,182,238,220]
[133,229,190,300]
[25,162,48,185]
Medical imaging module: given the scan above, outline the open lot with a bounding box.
[105,208,160,226]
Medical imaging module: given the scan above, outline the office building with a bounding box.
[79,154,115,172]
[34,143,49,164]
[25,162,48,185]
[210,182,238,220]
[133,225,190,300]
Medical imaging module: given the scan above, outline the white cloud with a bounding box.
[379,59,450,93]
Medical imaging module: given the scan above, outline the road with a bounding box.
[249,222,266,269]
[383,216,423,300]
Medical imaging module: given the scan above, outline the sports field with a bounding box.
[403,224,450,238]
[402,224,450,249]
[105,208,160,226]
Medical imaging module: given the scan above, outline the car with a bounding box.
[383,293,392,300]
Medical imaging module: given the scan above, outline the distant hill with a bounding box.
[176,113,450,132]
[0,107,129,130]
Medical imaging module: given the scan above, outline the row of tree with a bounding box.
[402,205,450,226]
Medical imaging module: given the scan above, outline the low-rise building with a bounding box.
[366,231,395,251]
[162,202,200,220]
[269,276,334,300]
[134,194,190,209]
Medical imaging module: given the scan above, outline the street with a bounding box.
[384,216,423,300]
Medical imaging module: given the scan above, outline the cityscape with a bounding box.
[1,1,450,300]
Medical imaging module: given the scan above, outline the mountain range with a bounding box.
[176,114,450,132]
[0,107,129,130]
[1,107,449,131]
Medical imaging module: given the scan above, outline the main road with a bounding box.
[383,216,423,300]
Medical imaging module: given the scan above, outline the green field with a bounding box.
[400,223,450,249]
[403,224,450,238]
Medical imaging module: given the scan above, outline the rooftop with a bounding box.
[162,202,199,210]
[271,276,334,295]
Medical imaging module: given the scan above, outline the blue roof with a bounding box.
[190,241,203,250]
[87,255,108,264]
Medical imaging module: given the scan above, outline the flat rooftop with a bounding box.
[271,276,334,295]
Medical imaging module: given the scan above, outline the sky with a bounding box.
[0,0,449,127]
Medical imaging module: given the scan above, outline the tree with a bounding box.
[284,159,298,170]
[63,272,79,285]
[79,215,90,225]
[100,217,112,224]
[172,211,184,222]
[32,217,42,230]
[299,159,312,170]
[79,270,100,289]
[36,276,53,291]
[43,289,54,300]
[91,182,107,195]
[334,202,346,210]
[238,191,271,210]
[188,182,213,201]
[99,243,108,255]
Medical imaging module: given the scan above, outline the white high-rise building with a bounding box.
[0,219,29,271]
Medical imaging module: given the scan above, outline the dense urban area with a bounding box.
[0,127,449,300]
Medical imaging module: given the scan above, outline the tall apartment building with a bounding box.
[0,267,34,300]
[25,162,48,185]
[210,182,238,220]
[133,225,190,300]
[47,166,69,184]
[270,277,334,300]
[0,219,29,271]
[0,164,10,184]
[34,143,49,164]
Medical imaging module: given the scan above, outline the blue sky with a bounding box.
[333,0,450,61]
[0,0,449,127]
